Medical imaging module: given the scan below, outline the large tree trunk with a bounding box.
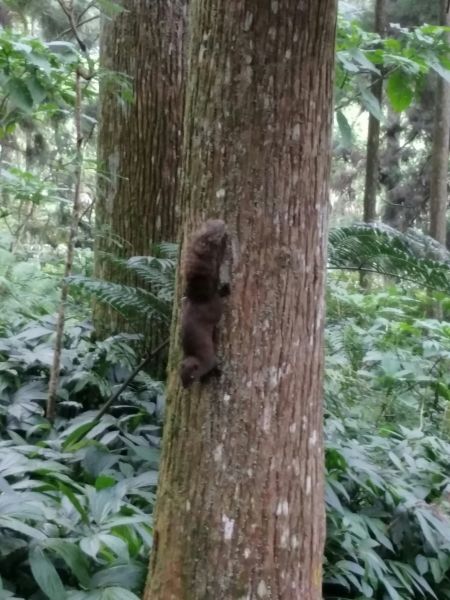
[94,0,185,343]
[363,0,386,223]
[429,0,450,246]
[144,1,337,598]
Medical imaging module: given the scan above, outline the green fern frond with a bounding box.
[69,246,177,330]
[73,226,450,331]
[152,241,179,260]
[125,256,175,299]
[328,224,450,292]
[68,276,172,323]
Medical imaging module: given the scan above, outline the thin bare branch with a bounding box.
[56,0,87,52]
[58,15,100,40]
[47,68,84,422]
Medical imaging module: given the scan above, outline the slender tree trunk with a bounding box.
[427,0,450,319]
[381,109,405,229]
[47,68,84,422]
[429,0,450,246]
[144,1,337,598]
[363,0,387,223]
[94,0,185,350]
[361,0,386,287]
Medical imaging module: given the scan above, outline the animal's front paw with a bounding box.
[218,283,231,297]
[201,365,222,383]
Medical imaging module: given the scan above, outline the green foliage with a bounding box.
[68,246,177,331]
[1,166,63,206]
[3,221,450,597]
[325,421,450,599]
[0,29,79,136]
[324,281,450,599]
[0,317,162,599]
[1,7,450,597]
[335,17,450,141]
[0,233,165,595]
[0,241,92,335]
[329,223,450,295]
[0,247,59,333]
[70,226,450,341]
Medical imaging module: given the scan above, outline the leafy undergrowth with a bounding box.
[324,279,450,599]
[0,317,163,600]
[1,267,450,598]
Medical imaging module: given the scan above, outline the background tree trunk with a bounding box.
[144,1,337,598]
[381,110,405,229]
[429,0,450,246]
[363,0,387,224]
[94,0,185,354]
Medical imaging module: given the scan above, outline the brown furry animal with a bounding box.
[180,219,229,388]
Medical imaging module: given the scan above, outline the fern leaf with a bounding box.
[328,224,450,292]
[67,277,172,323]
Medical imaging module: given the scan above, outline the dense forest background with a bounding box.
[1,0,450,598]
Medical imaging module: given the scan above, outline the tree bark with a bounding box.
[429,0,450,246]
[94,0,185,340]
[381,109,405,229]
[363,0,387,223]
[144,1,337,598]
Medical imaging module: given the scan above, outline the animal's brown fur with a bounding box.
[180,219,229,388]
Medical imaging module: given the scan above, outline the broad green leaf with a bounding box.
[45,539,91,587]
[83,447,118,478]
[26,77,47,105]
[386,71,414,112]
[325,481,344,512]
[97,534,129,560]
[365,519,394,552]
[337,51,363,73]
[336,110,353,148]
[336,560,365,576]
[95,475,117,490]
[380,576,401,600]
[429,59,450,83]
[28,52,52,73]
[7,78,34,112]
[0,516,46,540]
[404,563,438,598]
[62,421,97,449]
[388,561,414,594]
[429,558,443,583]
[29,547,66,600]
[11,41,32,54]
[348,47,380,74]
[88,484,125,524]
[361,581,373,597]
[359,86,383,121]
[90,563,144,590]
[80,535,101,560]
[415,511,439,552]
